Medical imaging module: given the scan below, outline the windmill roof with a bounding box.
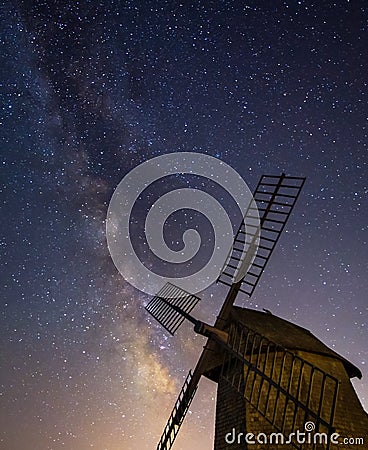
[231,306,362,379]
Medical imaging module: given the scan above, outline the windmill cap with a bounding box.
[231,306,362,380]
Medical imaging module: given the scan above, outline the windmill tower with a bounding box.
[145,174,368,450]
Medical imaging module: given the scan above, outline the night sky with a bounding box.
[1,1,367,449]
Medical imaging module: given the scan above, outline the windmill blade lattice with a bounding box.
[219,320,339,449]
[218,174,306,296]
[145,283,201,335]
[156,370,198,450]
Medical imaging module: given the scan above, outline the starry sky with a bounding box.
[1,1,367,449]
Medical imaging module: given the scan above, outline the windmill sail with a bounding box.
[156,370,198,450]
[145,283,201,335]
[218,320,339,449]
[218,174,306,296]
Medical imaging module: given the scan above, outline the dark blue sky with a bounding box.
[1,1,367,449]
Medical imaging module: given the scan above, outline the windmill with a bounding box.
[145,174,368,450]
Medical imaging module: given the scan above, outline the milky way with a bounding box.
[1,2,367,449]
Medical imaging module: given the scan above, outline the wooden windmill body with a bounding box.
[145,175,368,449]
